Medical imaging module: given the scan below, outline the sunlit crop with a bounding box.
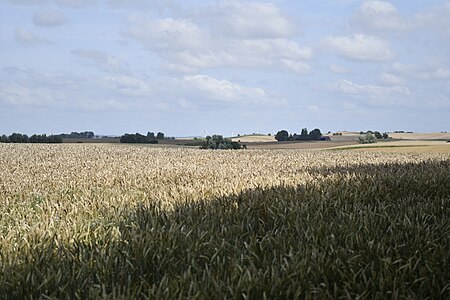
[0,144,449,298]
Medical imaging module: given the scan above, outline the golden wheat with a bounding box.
[0,143,449,298]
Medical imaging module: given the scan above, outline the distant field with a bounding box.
[1,144,449,298]
[330,140,450,154]
[389,132,450,140]
[231,134,276,143]
[353,145,450,154]
[245,140,356,150]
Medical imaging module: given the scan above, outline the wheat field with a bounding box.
[1,144,449,299]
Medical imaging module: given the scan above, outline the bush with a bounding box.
[358,133,377,144]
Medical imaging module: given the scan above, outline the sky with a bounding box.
[0,0,449,137]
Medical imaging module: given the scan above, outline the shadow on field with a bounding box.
[2,160,450,299]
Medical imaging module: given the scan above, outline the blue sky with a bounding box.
[1,0,449,136]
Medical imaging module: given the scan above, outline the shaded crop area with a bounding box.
[0,145,449,299]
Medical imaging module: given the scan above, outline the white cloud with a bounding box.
[380,72,405,85]
[125,16,208,52]
[332,79,411,107]
[0,82,55,106]
[0,69,139,111]
[5,0,97,8]
[124,12,311,75]
[329,64,349,74]
[414,2,450,40]
[108,0,175,10]
[105,75,152,97]
[392,63,450,81]
[323,34,392,61]
[353,0,409,32]
[33,9,66,27]
[199,0,296,39]
[281,60,311,75]
[162,39,312,74]
[71,49,129,73]
[14,27,49,46]
[181,75,271,105]
[334,79,410,96]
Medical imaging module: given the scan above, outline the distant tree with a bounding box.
[300,128,309,140]
[156,132,165,139]
[382,132,389,139]
[200,135,244,150]
[9,133,28,143]
[48,135,63,143]
[308,128,322,140]
[29,134,43,143]
[358,133,377,144]
[1,135,9,143]
[275,130,289,141]
[374,131,383,139]
[147,132,155,139]
[120,133,158,144]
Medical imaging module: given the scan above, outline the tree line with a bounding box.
[59,131,95,139]
[119,132,165,144]
[0,133,62,143]
[275,128,323,142]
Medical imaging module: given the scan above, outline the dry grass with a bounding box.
[1,144,449,298]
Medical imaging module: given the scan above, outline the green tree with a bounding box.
[308,128,322,140]
[120,133,158,144]
[275,130,289,141]
[374,131,383,139]
[9,133,28,143]
[358,133,377,144]
[382,132,389,139]
[300,128,308,140]
[157,132,165,139]
[200,135,244,150]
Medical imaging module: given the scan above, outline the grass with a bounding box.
[0,144,449,298]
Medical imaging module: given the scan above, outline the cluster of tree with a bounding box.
[120,132,159,144]
[146,132,165,140]
[58,131,95,139]
[358,133,377,144]
[359,131,389,139]
[0,133,62,143]
[200,135,246,150]
[275,128,322,142]
[333,132,343,136]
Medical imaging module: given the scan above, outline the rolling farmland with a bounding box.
[1,144,449,298]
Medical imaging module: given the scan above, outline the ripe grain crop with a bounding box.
[0,144,449,299]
